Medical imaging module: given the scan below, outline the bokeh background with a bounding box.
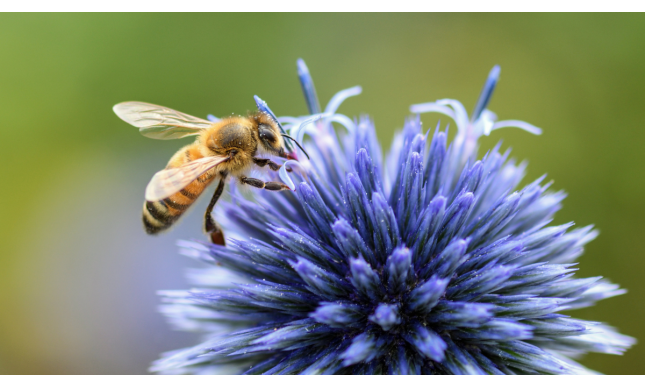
[0,13,643,374]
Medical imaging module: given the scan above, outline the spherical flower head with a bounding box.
[153,61,634,375]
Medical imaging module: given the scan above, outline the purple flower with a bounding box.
[152,60,634,374]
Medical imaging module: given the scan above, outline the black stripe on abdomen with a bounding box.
[179,188,197,199]
[142,201,178,234]
[163,198,190,211]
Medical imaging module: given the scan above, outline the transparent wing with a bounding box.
[113,101,213,140]
[145,156,228,201]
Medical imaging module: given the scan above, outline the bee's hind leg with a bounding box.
[240,176,291,191]
[204,178,227,245]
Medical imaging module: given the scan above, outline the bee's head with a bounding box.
[253,96,310,160]
[254,113,286,157]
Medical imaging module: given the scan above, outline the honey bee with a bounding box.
[113,97,308,245]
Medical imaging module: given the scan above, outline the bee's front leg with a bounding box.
[253,158,292,172]
[253,157,281,171]
[240,176,291,191]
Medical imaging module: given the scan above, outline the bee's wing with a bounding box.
[113,101,213,140]
[145,156,228,201]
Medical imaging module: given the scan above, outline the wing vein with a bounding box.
[113,101,213,140]
[145,156,229,201]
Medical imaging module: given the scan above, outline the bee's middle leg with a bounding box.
[240,176,291,191]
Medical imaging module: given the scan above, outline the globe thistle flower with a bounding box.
[152,60,634,375]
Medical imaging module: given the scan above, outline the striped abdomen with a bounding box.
[143,144,217,234]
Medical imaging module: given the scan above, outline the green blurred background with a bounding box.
[0,13,643,374]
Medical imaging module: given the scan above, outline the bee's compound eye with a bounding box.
[258,125,276,143]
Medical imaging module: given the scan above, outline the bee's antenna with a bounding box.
[281,134,310,160]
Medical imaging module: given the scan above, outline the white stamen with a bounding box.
[327,114,356,135]
[278,160,304,191]
[324,86,362,115]
[492,120,543,135]
[289,113,330,144]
